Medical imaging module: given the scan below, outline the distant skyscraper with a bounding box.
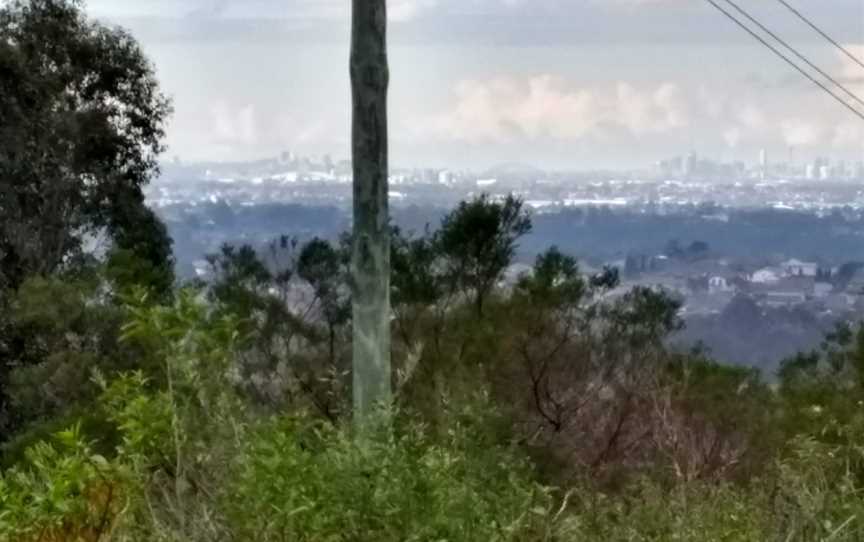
[805,163,817,180]
[819,165,831,181]
[683,152,697,178]
[322,154,334,172]
[759,149,768,180]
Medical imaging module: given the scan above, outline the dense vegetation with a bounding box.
[4,1,864,541]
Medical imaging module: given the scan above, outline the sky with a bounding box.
[87,0,864,170]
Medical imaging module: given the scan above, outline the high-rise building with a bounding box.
[837,160,847,179]
[805,163,817,180]
[852,161,864,181]
[759,149,768,180]
[279,150,295,165]
[819,165,831,181]
[682,152,697,178]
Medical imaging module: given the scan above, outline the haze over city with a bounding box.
[89,0,863,169]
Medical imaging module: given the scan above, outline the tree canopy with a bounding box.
[0,0,173,292]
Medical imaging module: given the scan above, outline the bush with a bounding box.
[227,407,562,541]
[0,292,573,541]
[0,424,131,542]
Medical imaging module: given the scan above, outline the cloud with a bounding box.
[417,75,692,144]
[832,122,864,149]
[390,0,439,21]
[736,105,767,131]
[210,102,257,148]
[837,44,864,81]
[781,119,821,147]
[723,127,741,149]
[186,0,230,19]
[198,101,339,159]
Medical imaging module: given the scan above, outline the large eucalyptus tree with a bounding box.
[350,0,391,420]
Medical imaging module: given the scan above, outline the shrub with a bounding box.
[226,399,564,542]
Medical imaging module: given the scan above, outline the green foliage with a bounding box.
[777,321,864,454]
[0,0,173,290]
[0,423,130,542]
[391,225,443,307]
[0,0,175,446]
[0,294,572,541]
[4,250,864,541]
[5,180,864,541]
[228,403,561,541]
[1,274,135,438]
[437,193,532,316]
[203,238,350,418]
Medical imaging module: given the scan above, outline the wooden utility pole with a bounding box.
[350,0,391,420]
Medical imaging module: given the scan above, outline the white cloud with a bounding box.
[832,123,864,150]
[194,101,339,160]
[210,102,257,147]
[723,127,741,149]
[837,44,864,83]
[417,75,692,144]
[390,0,439,21]
[736,105,767,131]
[781,119,821,147]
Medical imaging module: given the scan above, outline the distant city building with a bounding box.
[805,163,816,180]
[846,269,864,295]
[438,170,454,185]
[682,152,697,178]
[814,282,833,298]
[477,178,498,188]
[819,165,831,181]
[418,168,437,184]
[762,291,806,308]
[708,276,734,294]
[782,259,818,277]
[279,150,295,165]
[759,149,768,180]
[751,268,782,284]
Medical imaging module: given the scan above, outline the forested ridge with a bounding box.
[3,1,864,541]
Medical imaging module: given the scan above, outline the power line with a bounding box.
[703,0,864,122]
[774,0,864,71]
[721,0,864,109]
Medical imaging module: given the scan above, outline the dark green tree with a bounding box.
[437,194,532,317]
[298,238,350,365]
[0,0,173,292]
[390,225,442,308]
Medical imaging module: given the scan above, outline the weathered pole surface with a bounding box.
[350,0,391,420]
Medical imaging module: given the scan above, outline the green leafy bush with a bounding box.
[226,403,564,542]
[0,424,131,542]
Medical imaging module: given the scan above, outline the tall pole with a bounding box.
[350,0,391,421]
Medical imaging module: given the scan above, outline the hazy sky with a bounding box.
[88,0,864,169]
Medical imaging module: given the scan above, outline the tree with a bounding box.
[350,0,391,420]
[437,194,532,317]
[298,238,350,365]
[0,0,173,292]
[203,239,348,420]
[390,225,442,307]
